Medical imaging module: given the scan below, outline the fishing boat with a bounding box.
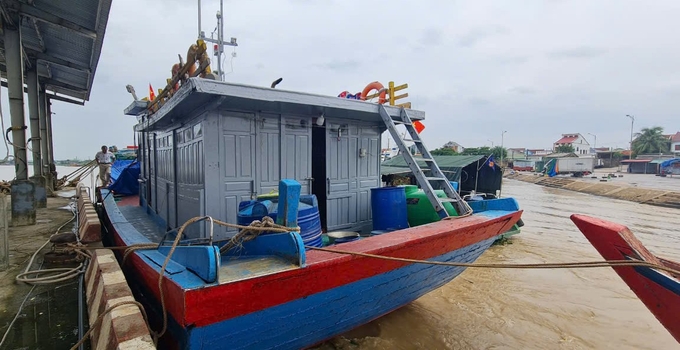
[571,214,680,343]
[96,38,523,349]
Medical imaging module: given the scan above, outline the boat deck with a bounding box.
[118,205,166,243]
[114,198,303,285]
[219,256,299,284]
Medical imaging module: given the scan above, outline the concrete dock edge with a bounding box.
[85,249,155,350]
[77,184,101,243]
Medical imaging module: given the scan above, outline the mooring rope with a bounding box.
[304,246,680,276]
[64,213,680,349]
[109,215,299,341]
[68,300,153,350]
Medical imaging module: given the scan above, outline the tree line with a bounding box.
[429,126,673,159]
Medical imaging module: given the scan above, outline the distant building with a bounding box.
[507,148,526,160]
[525,149,552,161]
[553,133,591,155]
[670,132,680,154]
[442,141,465,153]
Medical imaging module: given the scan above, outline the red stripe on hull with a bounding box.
[184,211,521,327]
[107,221,188,326]
[106,203,521,328]
[571,214,680,343]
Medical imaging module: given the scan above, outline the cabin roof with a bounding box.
[381,155,485,175]
[130,78,426,131]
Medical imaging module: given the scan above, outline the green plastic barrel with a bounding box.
[402,185,458,227]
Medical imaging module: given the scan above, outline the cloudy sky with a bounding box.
[3,0,680,160]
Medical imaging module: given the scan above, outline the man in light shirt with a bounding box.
[95,145,115,186]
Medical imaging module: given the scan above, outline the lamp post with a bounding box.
[587,132,597,150]
[501,130,507,167]
[487,139,494,147]
[626,114,635,152]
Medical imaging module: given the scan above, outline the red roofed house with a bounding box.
[670,132,680,155]
[553,133,591,155]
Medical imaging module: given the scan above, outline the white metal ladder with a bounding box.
[378,105,470,218]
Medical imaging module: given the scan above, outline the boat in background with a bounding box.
[571,214,680,343]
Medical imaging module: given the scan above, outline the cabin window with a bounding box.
[193,124,202,138]
[176,131,183,144]
[184,129,193,142]
[168,136,173,147]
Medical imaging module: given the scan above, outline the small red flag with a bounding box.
[149,83,156,101]
[413,120,425,134]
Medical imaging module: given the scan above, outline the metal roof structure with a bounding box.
[0,0,112,104]
[131,78,426,132]
[380,155,486,175]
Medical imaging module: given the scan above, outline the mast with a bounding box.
[197,0,238,81]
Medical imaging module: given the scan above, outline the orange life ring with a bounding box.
[361,81,386,104]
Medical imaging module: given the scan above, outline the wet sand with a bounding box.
[319,179,679,350]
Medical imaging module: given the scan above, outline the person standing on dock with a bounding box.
[95,145,115,186]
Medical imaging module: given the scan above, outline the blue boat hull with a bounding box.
[187,237,495,349]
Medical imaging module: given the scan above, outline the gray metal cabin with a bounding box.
[127,78,425,241]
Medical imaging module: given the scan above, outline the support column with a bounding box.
[0,194,8,271]
[4,17,36,226]
[26,61,46,208]
[46,98,57,190]
[38,85,53,195]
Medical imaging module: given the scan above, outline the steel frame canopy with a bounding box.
[0,0,112,105]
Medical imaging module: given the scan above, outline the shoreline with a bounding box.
[504,172,680,209]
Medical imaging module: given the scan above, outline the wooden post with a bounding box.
[276,179,301,228]
[388,81,395,106]
[0,194,8,270]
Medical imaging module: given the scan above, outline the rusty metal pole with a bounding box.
[38,84,53,195]
[26,60,46,208]
[3,16,36,226]
[46,98,57,188]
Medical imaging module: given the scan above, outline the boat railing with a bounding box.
[157,216,215,248]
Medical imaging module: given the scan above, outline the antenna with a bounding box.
[197,0,238,81]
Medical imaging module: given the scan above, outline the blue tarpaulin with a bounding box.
[660,158,680,175]
[660,158,680,167]
[108,160,140,196]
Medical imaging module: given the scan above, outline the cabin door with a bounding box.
[325,123,380,232]
[280,116,312,195]
[255,114,312,196]
[218,112,257,235]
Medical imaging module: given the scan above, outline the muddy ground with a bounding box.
[505,170,680,208]
[0,193,81,349]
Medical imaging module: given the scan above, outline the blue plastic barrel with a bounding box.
[449,181,459,192]
[291,202,323,248]
[236,195,323,248]
[370,187,409,231]
[236,200,273,226]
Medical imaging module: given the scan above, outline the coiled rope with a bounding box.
[15,200,83,285]
[68,215,298,347]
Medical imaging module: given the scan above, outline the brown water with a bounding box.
[318,179,680,350]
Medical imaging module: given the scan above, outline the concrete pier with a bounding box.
[3,17,36,226]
